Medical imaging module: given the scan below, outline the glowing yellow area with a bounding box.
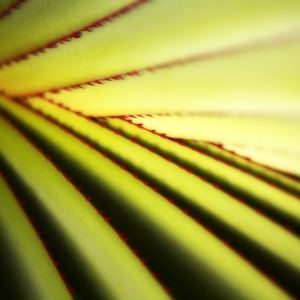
[184,139,300,195]
[0,0,134,63]
[127,114,300,154]
[0,0,300,95]
[222,143,300,177]
[40,42,300,117]
[105,117,300,196]
[0,175,72,300]
[24,97,300,278]
[128,114,300,175]
[0,95,295,300]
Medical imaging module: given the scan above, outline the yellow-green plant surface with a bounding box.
[26,97,300,234]
[183,139,300,195]
[211,142,300,177]
[125,114,300,175]
[0,0,136,63]
[36,42,300,117]
[23,96,300,283]
[1,0,300,298]
[0,113,170,300]
[0,0,300,95]
[126,114,300,151]
[0,95,295,299]
[101,116,300,199]
[0,0,16,15]
[0,175,72,300]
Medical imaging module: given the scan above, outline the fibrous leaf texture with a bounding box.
[0,0,300,299]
